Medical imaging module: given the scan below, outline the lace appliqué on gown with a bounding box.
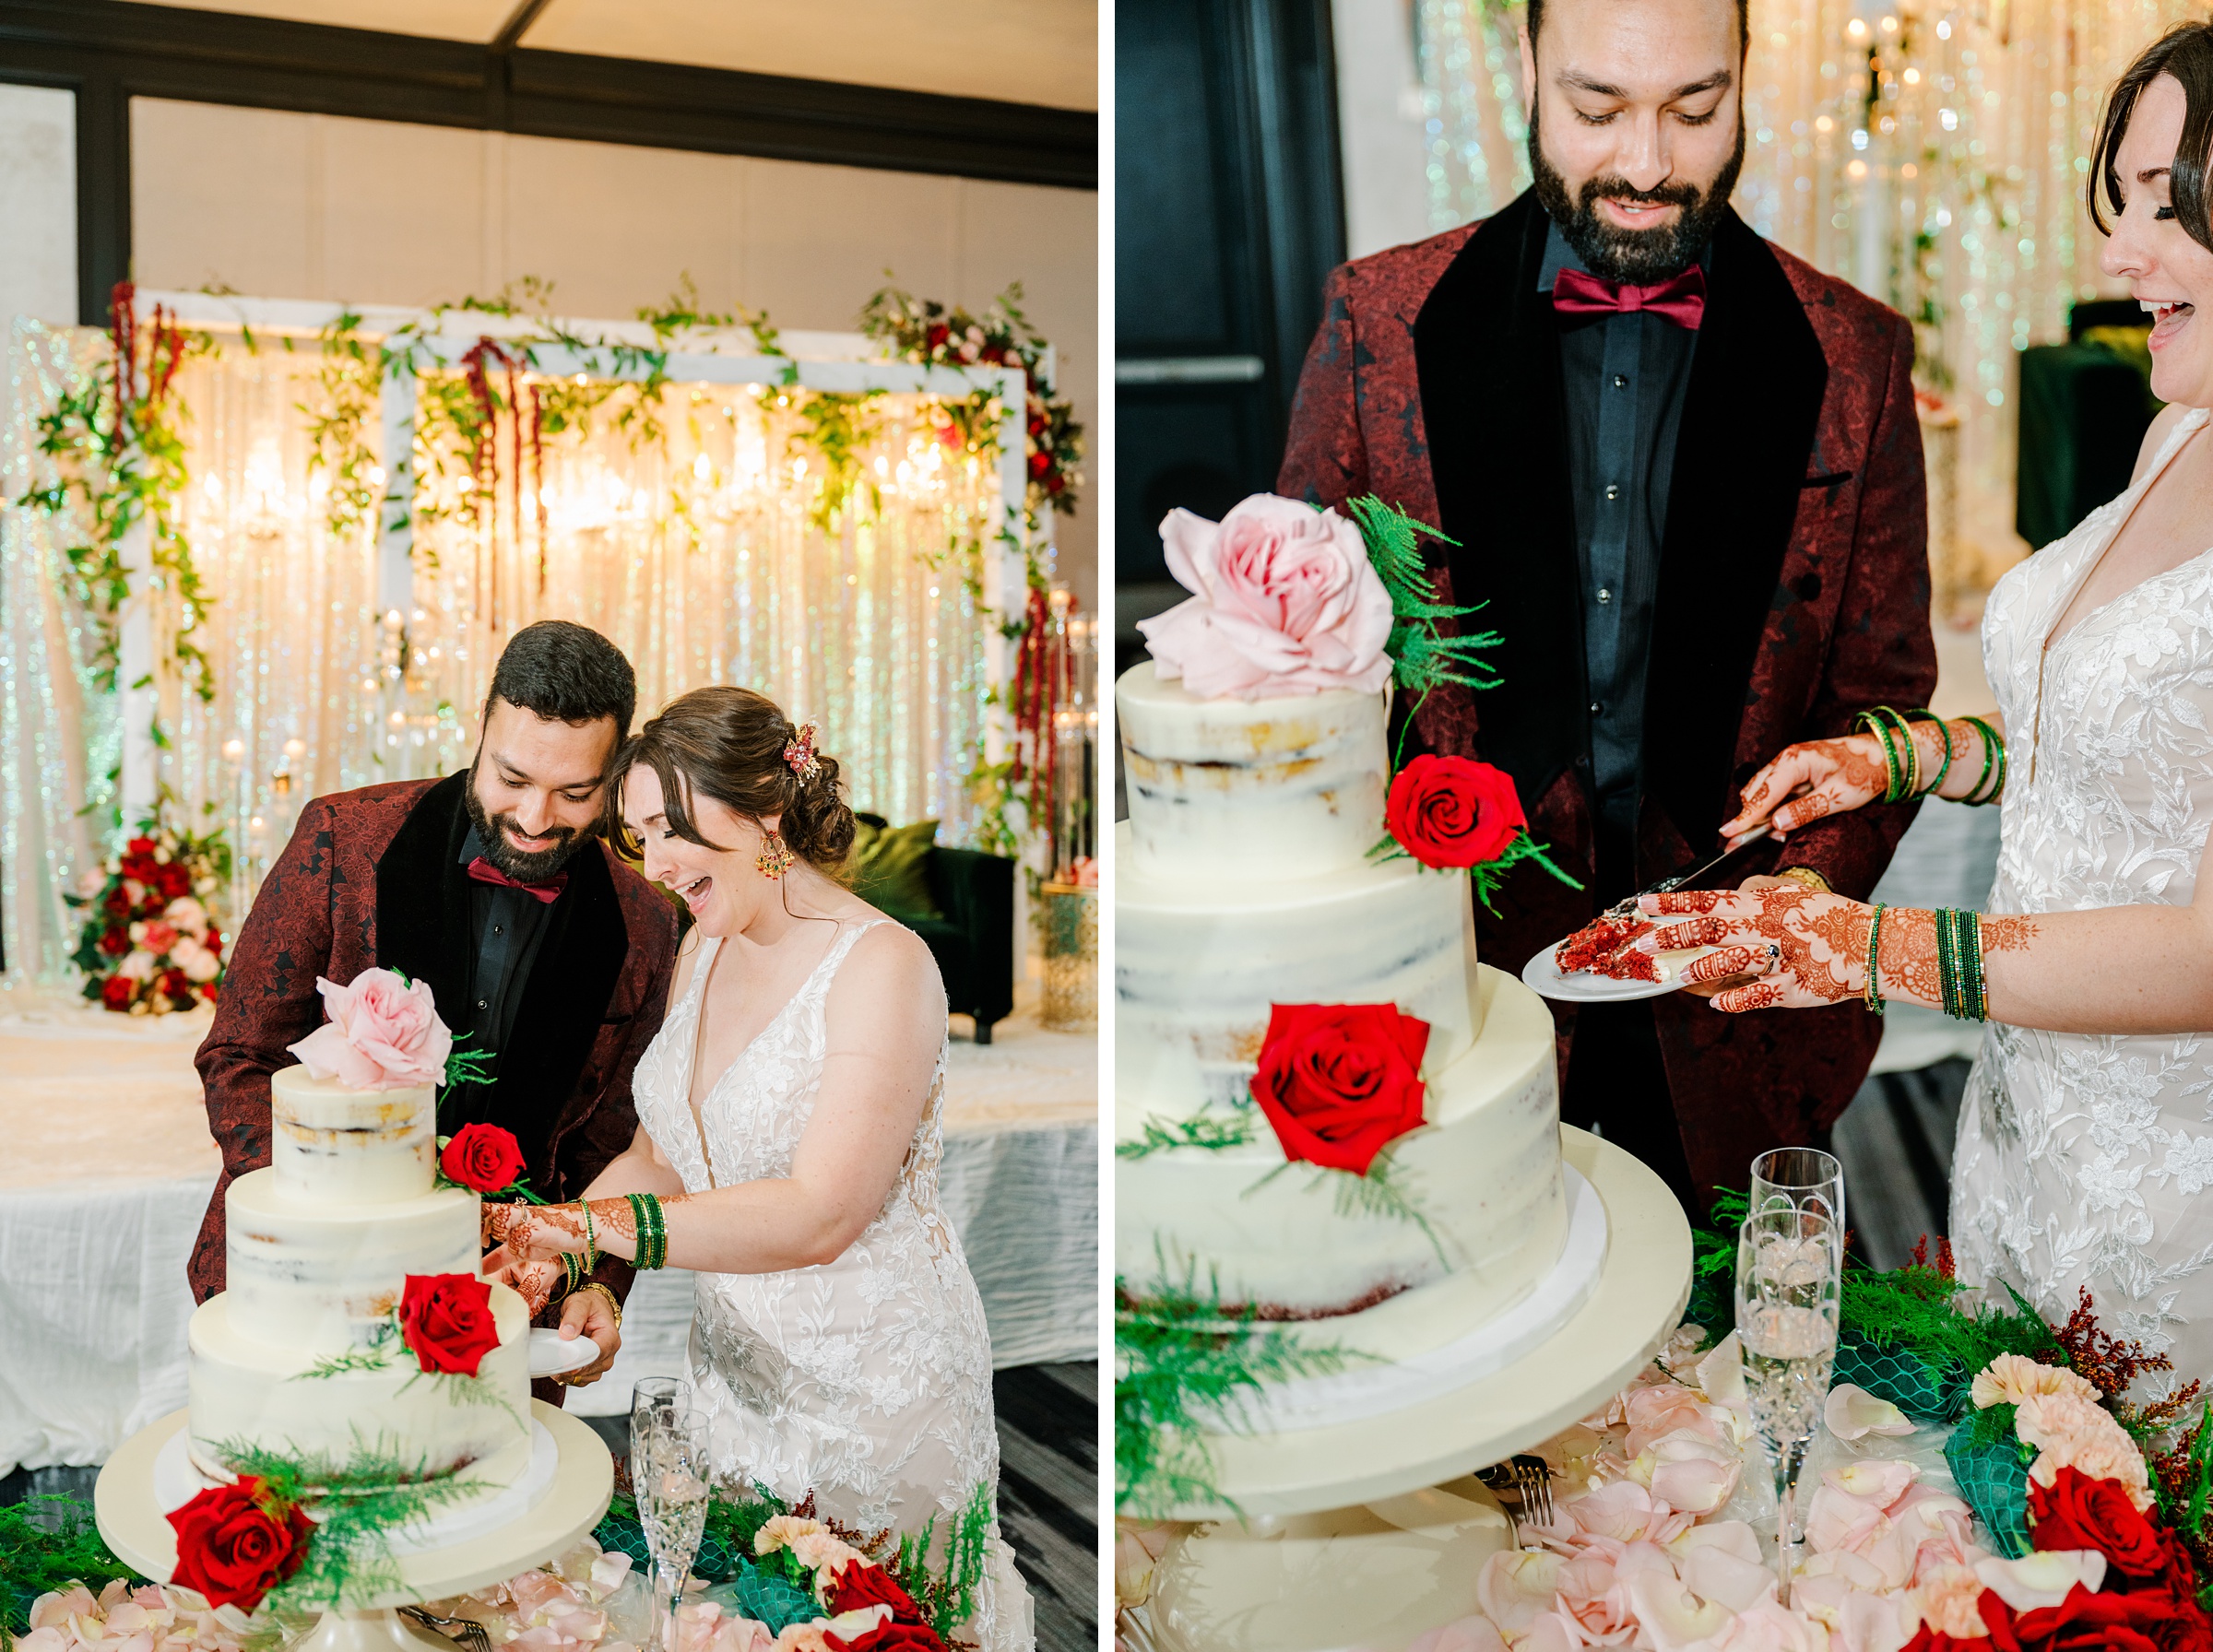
[631,921,1031,1650]
[1952,406,2213,1397]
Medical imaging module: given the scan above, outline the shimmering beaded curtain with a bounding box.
[1417,0,1533,228]
[0,320,121,986]
[1415,0,2197,565]
[395,381,994,832]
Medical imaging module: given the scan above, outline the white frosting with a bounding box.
[1117,820,1483,1115]
[225,1169,483,1354]
[186,1284,533,1488]
[1118,965,1561,1342]
[1119,661,1388,883]
[270,1064,435,1204]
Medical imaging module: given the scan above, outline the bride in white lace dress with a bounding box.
[1628,34,2213,1399]
[484,686,1032,1650]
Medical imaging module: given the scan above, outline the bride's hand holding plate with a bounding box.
[1637,885,1871,1012]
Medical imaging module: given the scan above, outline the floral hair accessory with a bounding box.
[784,721,822,782]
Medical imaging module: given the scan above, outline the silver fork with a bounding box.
[400,1606,494,1652]
[1511,1456,1556,1530]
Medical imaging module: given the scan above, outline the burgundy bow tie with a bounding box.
[1550,265,1707,330]
[466,856,567,904]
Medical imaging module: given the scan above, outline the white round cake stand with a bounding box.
[94,1401,613,1652]
[1165,1125,1693,1520]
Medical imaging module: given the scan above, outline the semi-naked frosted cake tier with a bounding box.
[1116,820,1483,1114]
[1117,965,1562,1348]
[1119,661,1387,883]
[226,1169,483,1354]
[270,1064,435,1203]
[186,1281,533,1492]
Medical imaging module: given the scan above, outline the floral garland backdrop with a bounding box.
[0,279,1087,988]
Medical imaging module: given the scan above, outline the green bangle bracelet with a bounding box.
[1905,711,1952,798]
[1864,903,1887,1016]
[1961,716,2006,806]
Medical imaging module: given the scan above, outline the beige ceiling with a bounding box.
[143,0,1098,111]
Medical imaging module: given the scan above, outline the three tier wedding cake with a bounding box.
[1116,494,1586,1440]
[183,971,533,1508]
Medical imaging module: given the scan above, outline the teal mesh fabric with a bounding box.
[592,1513,738,1582]
[1945,1425,2033,1559]
[1834,1331,1969,1422]
[704,1569,820,1634]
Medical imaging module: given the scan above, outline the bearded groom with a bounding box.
[1279,0,1937,1209]
[189,620,681,1389]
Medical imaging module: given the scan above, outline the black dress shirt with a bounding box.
[455,824,552,1107]
[1537,220,1703,860]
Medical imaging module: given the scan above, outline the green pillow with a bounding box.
[847,818,943,923]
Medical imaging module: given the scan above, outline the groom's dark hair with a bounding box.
[2091,23,2213,255]
[1525,0,1749,55]
[484,620,637,738]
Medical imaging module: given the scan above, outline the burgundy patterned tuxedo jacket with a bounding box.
[189,772,681,1307]
[1279,192,1938,1199]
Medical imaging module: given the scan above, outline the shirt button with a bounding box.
[1590,702,1604,716]
[477,998,488,1010]
[1604,483,1621,501]
[1597,587,1614,605]
[492,925,503,936]
[1614,374,1628,389]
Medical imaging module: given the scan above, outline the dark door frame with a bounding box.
[0,0,1099,325]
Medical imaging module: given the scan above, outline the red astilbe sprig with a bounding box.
[2058,1285,2178,1401]
[1910,1234,1959,1280]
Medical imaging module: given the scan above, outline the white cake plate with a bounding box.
[1158,1126,1692,1520]
[95,1401,612,1652]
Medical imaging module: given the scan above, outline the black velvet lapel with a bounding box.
[1413,190,1588,813]
[376,772,475,1035]
[495,841,626,1184]
[1642,208,1828,853]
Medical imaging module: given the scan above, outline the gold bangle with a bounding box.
[573,1280,622,1331]
[1775,867,1832,894]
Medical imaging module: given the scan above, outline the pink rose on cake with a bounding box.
[288,966,452,1091]
[1137,494,1394,699]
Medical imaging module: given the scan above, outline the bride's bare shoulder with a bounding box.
[826,918,947,1018]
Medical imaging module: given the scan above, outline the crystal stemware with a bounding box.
[1735,1205,1841,1590]
[633,1406,712,1652]
[1749,1146,1846,1233]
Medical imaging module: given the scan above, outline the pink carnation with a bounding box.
[1137,494,1394,699]
[287,967,451,1091]
[2015,1389,2155,1509]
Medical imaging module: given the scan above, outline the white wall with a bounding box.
[0,83,74,331]
[1332,0,1435,259]
[128,99,1098,607]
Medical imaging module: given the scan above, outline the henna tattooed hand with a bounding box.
[1636,886,1875,1012]
[481,1200,587,1260]
[481,1245,562,1316]
[1721,733,1894,844]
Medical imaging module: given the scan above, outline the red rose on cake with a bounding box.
[1385,755,1526,870]
[440,1123,527,1195]
[398,1272,503,1376]
[166,1475,312,1611]
[1249,1003,1430,1175]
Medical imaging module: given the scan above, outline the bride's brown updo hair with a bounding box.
[608,686,856,870]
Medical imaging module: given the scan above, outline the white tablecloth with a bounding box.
[0,988,1096,1471]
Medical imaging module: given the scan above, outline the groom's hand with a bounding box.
[555,1286,621,1386]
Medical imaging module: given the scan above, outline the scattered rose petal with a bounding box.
[1625,1569,1735,1652]
[1682,1543,1778,1613]
[1475,1549,1566,1637]
[1973,1549,2107,1611]
[1824,1384,1916,1442]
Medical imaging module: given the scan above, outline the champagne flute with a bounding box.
[1749,1147,1846,1233]
[1736,1206,1840,1592]
[634,1407,712,1652]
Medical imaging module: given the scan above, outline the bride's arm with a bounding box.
[486,923,946,1274]
[1720,711,2009,842]
[1640,865,2213,1035]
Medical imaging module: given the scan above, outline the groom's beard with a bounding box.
[1528,107,1746,285]
[464,767,593,882]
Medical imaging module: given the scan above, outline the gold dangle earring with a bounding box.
[756,830,796,880]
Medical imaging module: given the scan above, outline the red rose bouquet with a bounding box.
[397,1273,503,1377]
[1249,1003,1430,1175]
[67,821,231,1015]
[166,1476,311,1611]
